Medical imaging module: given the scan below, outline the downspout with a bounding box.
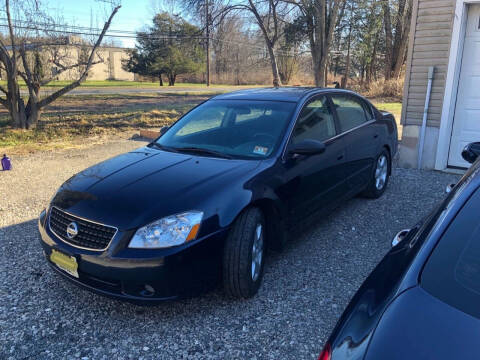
[417,66,435,169]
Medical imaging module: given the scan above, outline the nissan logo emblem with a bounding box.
[66,222,79,239]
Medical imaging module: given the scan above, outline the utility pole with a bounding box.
[205,0,210,86]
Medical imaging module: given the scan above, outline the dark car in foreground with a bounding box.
[38,87,398,302]
[318,142,480,360]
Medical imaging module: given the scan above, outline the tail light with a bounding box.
[318,342,332,360]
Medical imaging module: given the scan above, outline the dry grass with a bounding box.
[0,94,210,154]
[350,78,404,100]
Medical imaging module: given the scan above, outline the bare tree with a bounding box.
[287,0,346,87]
[0,0,120,129]
[180,0,287,87]
[383,0,412,79]
[239,0,285,87]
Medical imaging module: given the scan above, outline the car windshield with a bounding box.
[421,187,480,319]
[155,99,296,159]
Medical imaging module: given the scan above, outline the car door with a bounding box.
[280,94,349,222]
[329,93,380,193]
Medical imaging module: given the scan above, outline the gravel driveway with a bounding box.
[0,140,460,360]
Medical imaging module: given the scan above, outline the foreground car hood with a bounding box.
[365,286,480,360]
[52,147,261,229]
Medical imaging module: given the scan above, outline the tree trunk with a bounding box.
[334,57,339,77]
[308,0,343,87]
[341,45,350,88]
[360,58,366,85]
[168,74,176,86]
[313,56,327,87]
[341,21,353,89]
[383,0,412,80]
[366,36,378,86]
[266,44,281,87]
[235,48,240,85]
[383,0,394,80]
[159,74,163,86]
[392,0,412,79]
[7,84,27,129]
[25,99,41,129]
[324,60,329,86]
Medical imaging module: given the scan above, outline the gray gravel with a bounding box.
[0,140,461,359]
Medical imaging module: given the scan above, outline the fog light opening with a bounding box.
[140,284,155,297]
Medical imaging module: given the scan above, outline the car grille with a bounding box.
[49,207,117,250]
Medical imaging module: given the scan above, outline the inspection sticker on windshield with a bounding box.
[253,146,268,155]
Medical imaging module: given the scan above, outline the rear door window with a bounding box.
[331,94,370,133]
[421,187,480,319]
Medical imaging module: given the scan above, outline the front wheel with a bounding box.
[223,207,265,298]
[362,149,390,198]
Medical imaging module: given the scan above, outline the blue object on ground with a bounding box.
[1,154,11,171]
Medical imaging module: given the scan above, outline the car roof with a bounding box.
[212,87,333,102]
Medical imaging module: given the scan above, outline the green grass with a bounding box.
[372,101,402,120]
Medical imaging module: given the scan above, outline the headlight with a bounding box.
[128,211,203,249]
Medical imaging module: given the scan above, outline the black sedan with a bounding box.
[38,87,398,302]
[318,142,480,360]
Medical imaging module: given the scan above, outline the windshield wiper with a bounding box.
[148,142,179,153]
[174,147,233,159]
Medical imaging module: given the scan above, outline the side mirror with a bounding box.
[160,126,169,136]
[288,139,326,157]
[445,183,456,194]
[391,229,410,247]
[461,142,480,164]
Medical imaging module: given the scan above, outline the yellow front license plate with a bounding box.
[50,249,79,278]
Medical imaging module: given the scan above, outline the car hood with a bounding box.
[52,146,261,230]
[364,286,480,360]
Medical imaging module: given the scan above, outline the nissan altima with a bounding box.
[38,87,398,302]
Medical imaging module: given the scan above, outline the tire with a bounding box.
[362,149,391,199]
[223,207,266,298]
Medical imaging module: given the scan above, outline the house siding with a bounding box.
[401,0,456,128]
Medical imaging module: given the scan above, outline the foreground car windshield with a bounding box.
[422,187,480,319]
[156,99,296,159]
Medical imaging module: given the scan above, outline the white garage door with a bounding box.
[448,4,480,168]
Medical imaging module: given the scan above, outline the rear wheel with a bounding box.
[223,207,265,298]
[362,149,390,198]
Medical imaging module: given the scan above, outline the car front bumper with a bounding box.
[38,209,227,303]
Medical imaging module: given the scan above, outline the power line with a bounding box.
[0,24,203,40]
[0,18,140,35]
[0,21,298,57]
[0,31,294,57]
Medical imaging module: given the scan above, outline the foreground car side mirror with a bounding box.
[392,229,410,247]
[461,142,480,164]
[160,126,170,136]
[288,139,326,157]
[445,183,456,194]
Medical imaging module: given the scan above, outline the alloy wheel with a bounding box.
[251,223,264,281]
[375,154,388,190]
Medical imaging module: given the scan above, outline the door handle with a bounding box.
[373,134,379,139]
[337,154,344,160]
